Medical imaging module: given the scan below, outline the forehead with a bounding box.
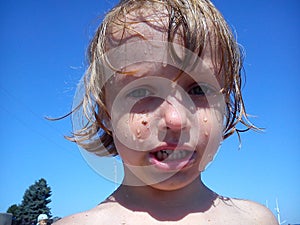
[106,62,219,90]
[102,2,224,91]
[106,3,177,48]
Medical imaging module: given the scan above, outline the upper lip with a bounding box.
[150,144,195,153]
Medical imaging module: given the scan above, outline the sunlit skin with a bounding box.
[54,4,279,225]
[105,62,224,190]
[38,220,47,225]
[103,7,224,190]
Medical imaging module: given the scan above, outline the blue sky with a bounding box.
[0,0,299,223]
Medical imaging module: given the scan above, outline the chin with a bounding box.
[147,170,200,191]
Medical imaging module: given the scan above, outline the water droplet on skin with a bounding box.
[205,131,209,136]
[188,104,196,112]
[148,45,152,55]
[203,117,208,123]
[138,138,144,144]
[144,50,148,55]
[215,111,222,123]
[136,129,141,138]
[142,120,148,126]
[132,134,136,141]
[162,60,168,68]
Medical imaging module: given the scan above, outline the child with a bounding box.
[55,0,278,224]
[37,214,48,225]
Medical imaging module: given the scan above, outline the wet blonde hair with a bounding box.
[67,0,257,156]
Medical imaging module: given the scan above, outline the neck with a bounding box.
[111,176,217,221]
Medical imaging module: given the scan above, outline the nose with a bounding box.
[161,100,189,131]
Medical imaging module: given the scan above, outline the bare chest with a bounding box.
[102,209,256,225]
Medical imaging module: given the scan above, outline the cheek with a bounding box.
[200,107,223,130]
[195,96,224,135]
[114,137,143,166]
[197,107,224,171]
[199,107,223,142]
[128,98,162,140]
[130,112,151,140]
[111,98,162,155]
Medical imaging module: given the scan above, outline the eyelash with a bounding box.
[127,88,153,98]
[188,84,216,96]
[127,83,216,98]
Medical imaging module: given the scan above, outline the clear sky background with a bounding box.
[0,0,299,223]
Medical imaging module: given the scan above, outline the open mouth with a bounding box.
[149,149,196,171]
[151,149,194,161]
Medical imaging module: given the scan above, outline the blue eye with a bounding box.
[188,84,216,96]
[127,88,152,98]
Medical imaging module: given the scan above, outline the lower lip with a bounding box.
[148,151,196,172]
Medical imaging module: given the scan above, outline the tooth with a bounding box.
[179,151,183,159]
[177,152,182,160]
[156,151,163,161]
[170,151,179,160]
[169,153,175,160]
[165,150,173,155]
[154,150,192,162]
[170,151,188,160]
[162,151,168,160]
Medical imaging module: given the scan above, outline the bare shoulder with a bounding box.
[53,201,120,225]
[229,198,279,225]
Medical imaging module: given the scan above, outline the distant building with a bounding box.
[0,213,12,225]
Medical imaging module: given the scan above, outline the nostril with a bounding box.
[141,120,148,126]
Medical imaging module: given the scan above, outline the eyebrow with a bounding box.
[114,63,155,81]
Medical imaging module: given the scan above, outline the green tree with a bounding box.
[7,178,52,225]
[7,204,19,216]
[7,204,21,224]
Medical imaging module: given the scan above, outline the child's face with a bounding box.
[39,220,47,225]
[103,8,225,190]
